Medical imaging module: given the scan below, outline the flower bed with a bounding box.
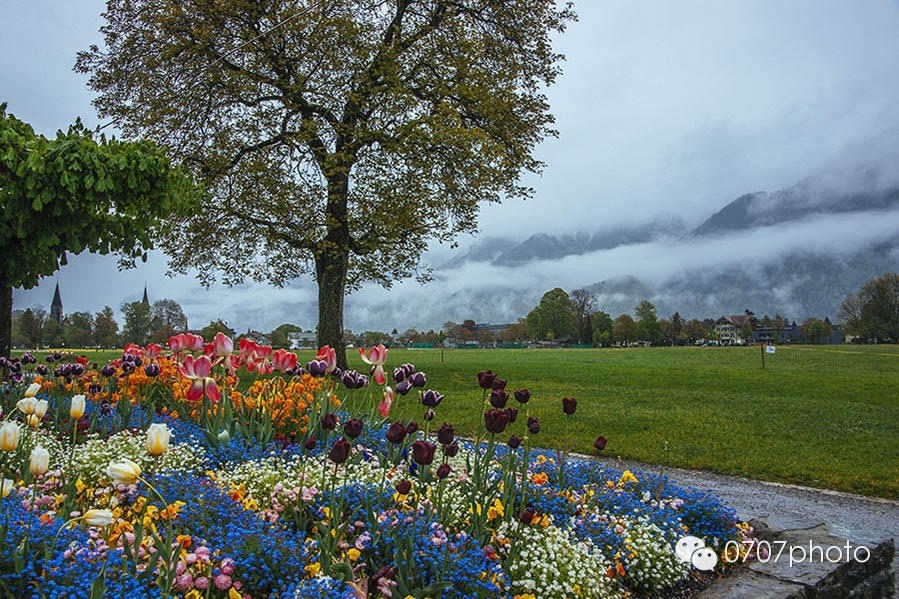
[0,340,754,598]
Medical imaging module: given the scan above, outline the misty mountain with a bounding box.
[694,165,899,235]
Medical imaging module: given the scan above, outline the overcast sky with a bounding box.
[6,0,899,332]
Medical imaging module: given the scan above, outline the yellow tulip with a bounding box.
[83,508,114,526]
[33,399,49,419]
[70,394,86,420]
[24,383,41,398]
[16,397,36,415]
[146,423,171,456]
[27,414,40,428]
[106,458,141,484]
[30,446,49,477]
[0,422,21,452]
[0,479,13,498]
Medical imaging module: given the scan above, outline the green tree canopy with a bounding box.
[613,314,637,344]
[0,105,199,356]
[122,301,153,346]
[799,317,833,344]
[591,310,614,347]
[201,320,236,341]
[17,307,47,349]
[527,288,576,341]
[77,1,574,366]
[94,306,119,348]
[63,311,94,348]
[839,273,899,342]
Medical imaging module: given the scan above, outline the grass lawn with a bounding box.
[17,345,899,498]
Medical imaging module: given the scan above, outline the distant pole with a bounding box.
[761,343,765,369]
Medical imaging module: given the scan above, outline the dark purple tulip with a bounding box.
[477,370,496,389]
[508,435,521,449]
[100,364,116,377]
[489,390,508,409]
[562,397,577,416]
[527,416,540,435]
[484,409,510,434]
[53,351,62,360]
[22,352,35,365]
[424,409,435,422]
[385,422,407,445]
[343,418,364,440]
[88,383,102,394]
[45,355,55,364]
[144,363,160,377]
[303,436,317,451]
[594,435,607,451]
[321,413,337,431]
[505,407,518,424]
[120,362,134,375]
[393,367,407,382]
[436,463,452,479]
[332,367,344,379]
[408,372,427,388]
[395,380,412,395]
[514,389,531,404]
[436,423,455,445]
[328,438,351,464]
[61,364,73,377]
[411,440,436,465]
[395,480,412,495]
[519,507,536,525]
[421,390,444,408]
[491,378,507,391]
[443,441,459,457]
[10,373,23,384]
[72,363,85,375]
[341,370,368,390]
[36,364,48,376]
[405,421,419,436]
[307,360,328,377]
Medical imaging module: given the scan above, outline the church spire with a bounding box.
[51,282,63,324]
[142,284,150,306]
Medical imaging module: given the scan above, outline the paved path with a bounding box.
[591,455,899,589]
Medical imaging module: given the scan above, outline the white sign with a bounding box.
[765,345,776,354]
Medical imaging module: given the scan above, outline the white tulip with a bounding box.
[27,414,40,428]
[0,479,13,498]
[106,458,141,484]
[29,446,49,477]
[0,422,20,452]
[24,383,41,398]
[145,423,171,456]
[16,397,36,415]
[83,508,114,527]
[33,399,49,420]
[69,394,86,420]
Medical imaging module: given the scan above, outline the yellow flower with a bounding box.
[618,470,638,486]
[0,422,21,452]
[228,589,242,599]
[487,498,504,521]
[304,562,321,576]
[531,472,548,486]
[347,548,360,561]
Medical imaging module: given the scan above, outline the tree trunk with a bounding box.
[0,274,11,358]
[315,251,349,369]
[315,172,352,369]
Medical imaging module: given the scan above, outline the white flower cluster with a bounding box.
[68,430,206,484]
[617,516,688,592]
[496,519,617,599]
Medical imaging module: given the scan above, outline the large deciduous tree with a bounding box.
[0,105,199,357]
[527,288,575,341]
[838,273,899,342]
[76,0,574,367]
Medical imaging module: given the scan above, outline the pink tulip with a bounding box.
[272,349,297,373]
[168,334,186,353]
[124,343,143,357]
[212,332,233,357]
[359,344,388,384]
[378,386,394,418]
[316,346,337,374]
[186,334,205,352]
[177,355,219,403]
[145,344,162,360]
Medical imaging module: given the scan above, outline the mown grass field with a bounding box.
[18,345,899,498]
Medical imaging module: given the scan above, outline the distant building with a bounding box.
[142,284,150,306]
[473,323,513,334]
[50,282,63,325]
[287,330,316,349]
[243,329,271,346]
[712,315,754,344]
[751,323,798,344]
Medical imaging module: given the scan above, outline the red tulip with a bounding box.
[317,346,337,374]
[359,344,388,384]
[213,332,234,357]
[144,344,162,360]
[378,386,394,418]
[177,355,220,403]
[272,349,297,373]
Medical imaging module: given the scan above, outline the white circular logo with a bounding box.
[675,536,705,563]
[690,546,719,571]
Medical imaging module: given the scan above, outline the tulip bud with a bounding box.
[562,397,577,416]
[489,390,508,409]
[491,378,507,391]
[35,364,48,376]
[0,422,21,452]
[436,423,455,445]
[477,370,496,389]
[405,421,419,436]
[395,380,412,395]
[33,399,49,420]
[385,422,407,445]
[395,480,412,496]
[484,409,510,434]
[514,389,531,404]
[146,423,171,456]
[506,407,518,423]
[144,363,161,377]
[27,414,40,428]
[30,446,49,477]
[83,508,114,527]
[442,441,459,457]
[421,390,443,408]
[508,435,521,449]
[411,440,436,465]
[321,413,337,431]
[593,435,607,451]
[519,507,536,525]
[218,429,231,444]
[0,478,13,498]
[69,394,86,420]
[328,438,351,464]
[423,409,435,422]
[343,418,364,440]
[303,436,316,452]
[106,458,142,484]
[527,416,540,435]
[408,372,427,388]
[436,463,452,479]
[24,382,41,398]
